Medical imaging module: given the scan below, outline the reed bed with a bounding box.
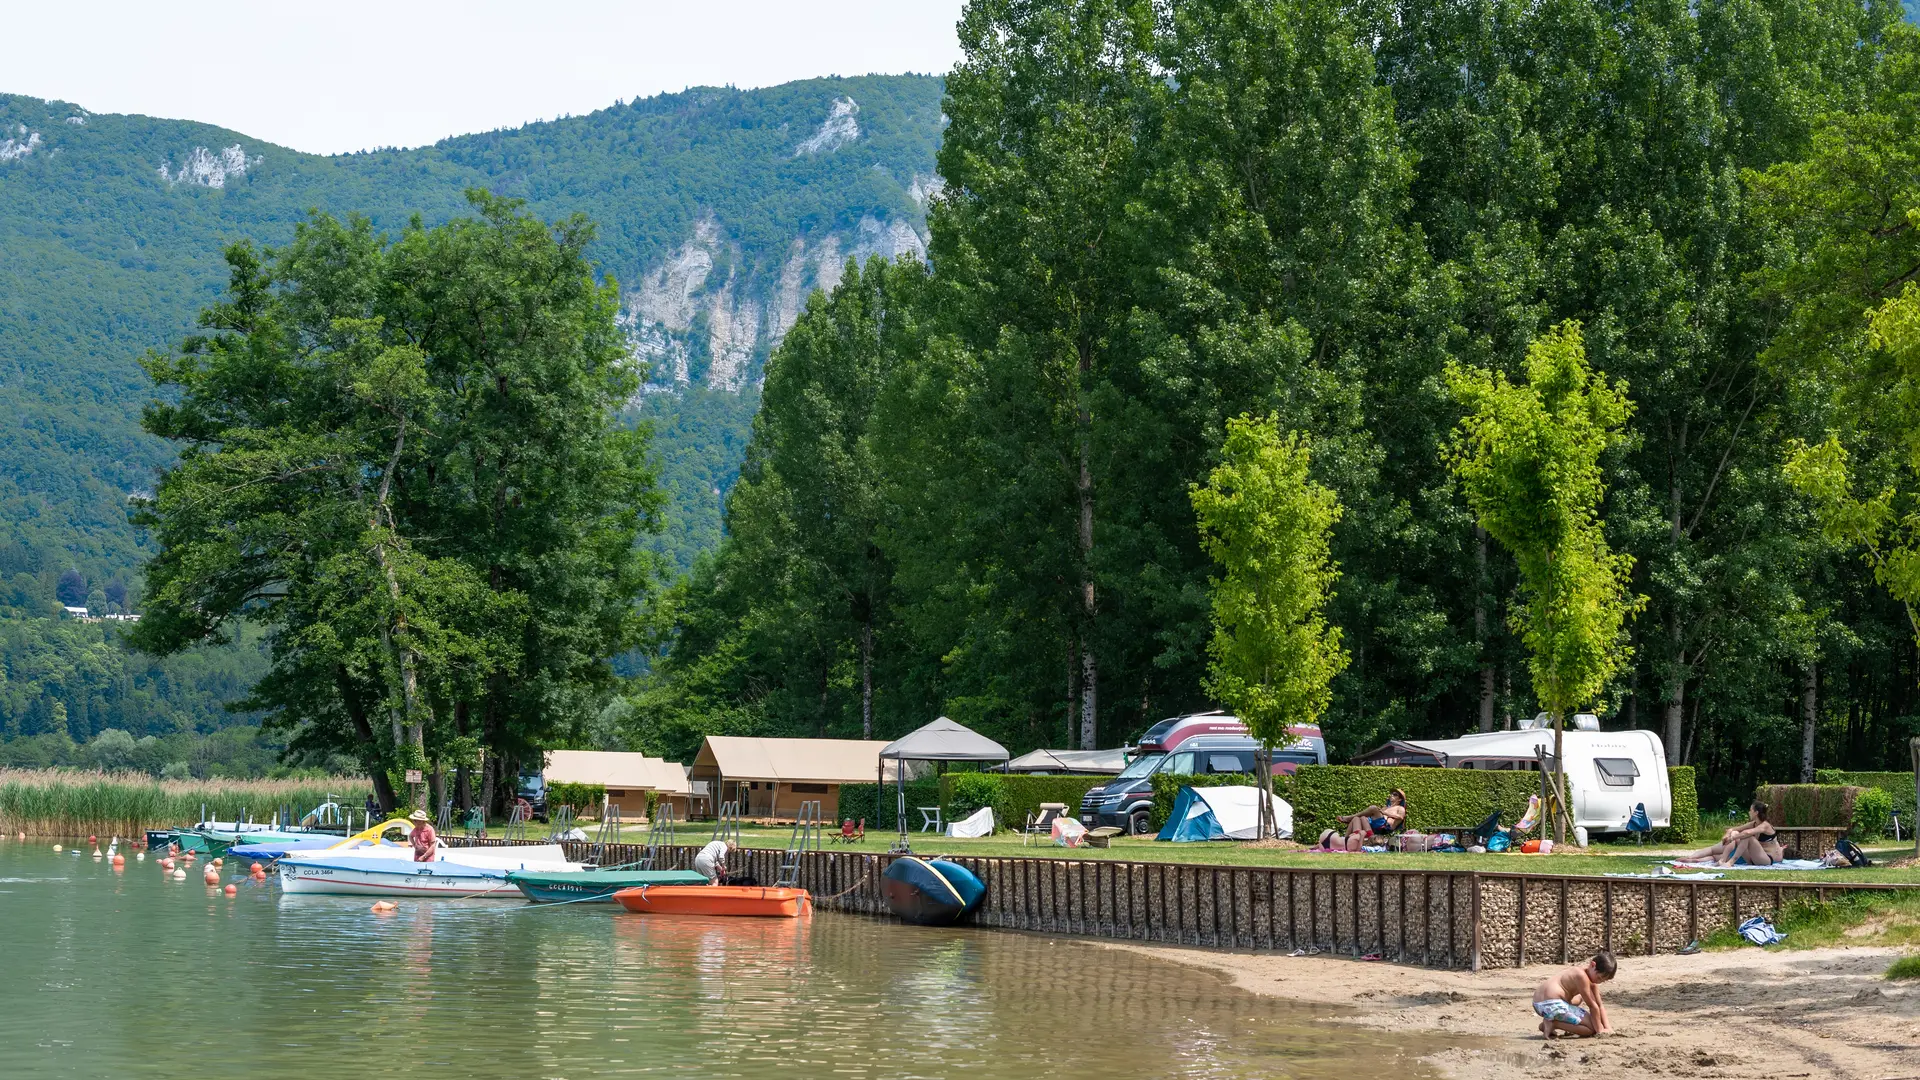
[0,769,370,836]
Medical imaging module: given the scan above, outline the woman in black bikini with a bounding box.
[1681,801,1783,866]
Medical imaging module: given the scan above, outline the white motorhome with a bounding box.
[1353,727,1671,835]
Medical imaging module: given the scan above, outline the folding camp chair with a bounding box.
[1023,803,1067,847]
[1626,803,1652,845]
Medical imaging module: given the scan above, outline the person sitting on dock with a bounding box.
[408,810,439,863]
[1532,951,1615,1039]
[695,838,738,884]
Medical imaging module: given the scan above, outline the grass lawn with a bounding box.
[572,821,1920,884]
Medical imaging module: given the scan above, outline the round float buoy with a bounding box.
[249,862,262,873]
[171,868,187,880]
[223,884,237,896]
[160,858,174,870]
[211,858,222,868]
[370,901,397,914]
[88,835,96,844]
[51,844,63,853]
[112,854,124,867]
[135,851,145,861]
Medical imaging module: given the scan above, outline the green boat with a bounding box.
[507,868,707,903]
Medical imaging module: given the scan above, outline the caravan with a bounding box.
[1352,727,1671,836]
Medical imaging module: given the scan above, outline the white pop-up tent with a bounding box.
[879,717,1010,848]
[1156,785,1293,842]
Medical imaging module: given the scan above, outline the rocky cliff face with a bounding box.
[621,93,936,395]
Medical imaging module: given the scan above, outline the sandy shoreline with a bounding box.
[1116,942,1919,1079]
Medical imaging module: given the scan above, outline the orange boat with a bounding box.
[611,884,812,918]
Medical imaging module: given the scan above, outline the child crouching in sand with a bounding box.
[1532,951,1616,1039]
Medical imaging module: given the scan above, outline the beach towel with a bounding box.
[1738,915,1786,946]
[1604,870,1724,880]
[1514,795,1541,834]
[1670,858,1827,872]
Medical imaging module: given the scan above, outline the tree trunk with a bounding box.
[1553,712,1568,846]
[479,753,497,823]
[1910,737,1919,857]
[454,700,472,813]
[1663,668,1685,766]
[1476,526,1495,733]
[1077,352,1097,751]
[336,666,397,813]
[1800,663,1818,783]
[860,614,874,739]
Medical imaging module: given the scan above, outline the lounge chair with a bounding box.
[833,818,865,844]
[1022,803,1068,847]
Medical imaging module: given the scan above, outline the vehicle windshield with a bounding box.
[1115,752,1164,780]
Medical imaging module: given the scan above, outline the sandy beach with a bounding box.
[1123,943,1919,1079]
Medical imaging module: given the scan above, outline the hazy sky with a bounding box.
[6,1,966,155]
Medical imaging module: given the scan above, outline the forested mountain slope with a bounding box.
[0,75,943,594]
[0,76,939,752]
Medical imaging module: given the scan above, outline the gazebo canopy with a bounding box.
[879,717,1010,763]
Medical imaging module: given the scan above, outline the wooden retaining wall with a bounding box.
[449,837,1910,970]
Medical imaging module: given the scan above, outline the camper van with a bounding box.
[1079,712,1327,835]
[1352,728,1671,835]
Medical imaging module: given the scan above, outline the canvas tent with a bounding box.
[1001,748,1129,775]
[1156,785,1293,842]
[879,717,1010,844]
[691,736,895,821]
[544,751,693,818]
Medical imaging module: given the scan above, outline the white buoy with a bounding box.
[171,868,187,880]
[51,844,62,853]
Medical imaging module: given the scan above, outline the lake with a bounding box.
[0,838,1449,1078]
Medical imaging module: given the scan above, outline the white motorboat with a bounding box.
[275,838,580,897]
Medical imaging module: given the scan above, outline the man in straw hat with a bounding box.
[407,809,439,862]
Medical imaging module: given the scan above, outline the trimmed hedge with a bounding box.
[1285,764,1703,842]
[1817,770,1917,833]
[1148,772,1273,831]
[547,782,605,815]
[1666,766,1699,844]
[1754,784,1864,828]
[836,780,940,830]
[937,774,1109,833]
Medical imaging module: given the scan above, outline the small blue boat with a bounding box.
[882,857,987,926]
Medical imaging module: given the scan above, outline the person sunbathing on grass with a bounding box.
[1318,789,1407,851]
[1532,951,1615,1039]
[1678,801,1783,866]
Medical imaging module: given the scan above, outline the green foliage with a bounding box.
[1148,772,1271,832]
[547,782,606,815]
[1754,784,1865,828]
[131,194,659,810]
[1888,954,1920,980]
[1191,418,1347,750]
[945,773,1003,823]
[1818,769,1918,830]
[1284,765,1542,837]
[835,780,939,830]
[1447,323,1642,722]
[1852,788,1895,840]
[1665,766,1700,844]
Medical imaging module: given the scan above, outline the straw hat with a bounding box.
[408,810,431,824]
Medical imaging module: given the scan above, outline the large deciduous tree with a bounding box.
[133,192,659,812]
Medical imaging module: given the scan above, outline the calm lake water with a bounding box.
[0,838,1448,1078]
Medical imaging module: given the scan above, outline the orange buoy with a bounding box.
[88,835,96,844]
[223,884,237,896]
[211,857,222,868]
[160,858,174,870]
[112,854,125,867]
[249,862,262,873]
[370,901,398,914]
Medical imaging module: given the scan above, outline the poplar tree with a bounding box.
[1447,322,1642,841]
[1190,416,1347,837]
